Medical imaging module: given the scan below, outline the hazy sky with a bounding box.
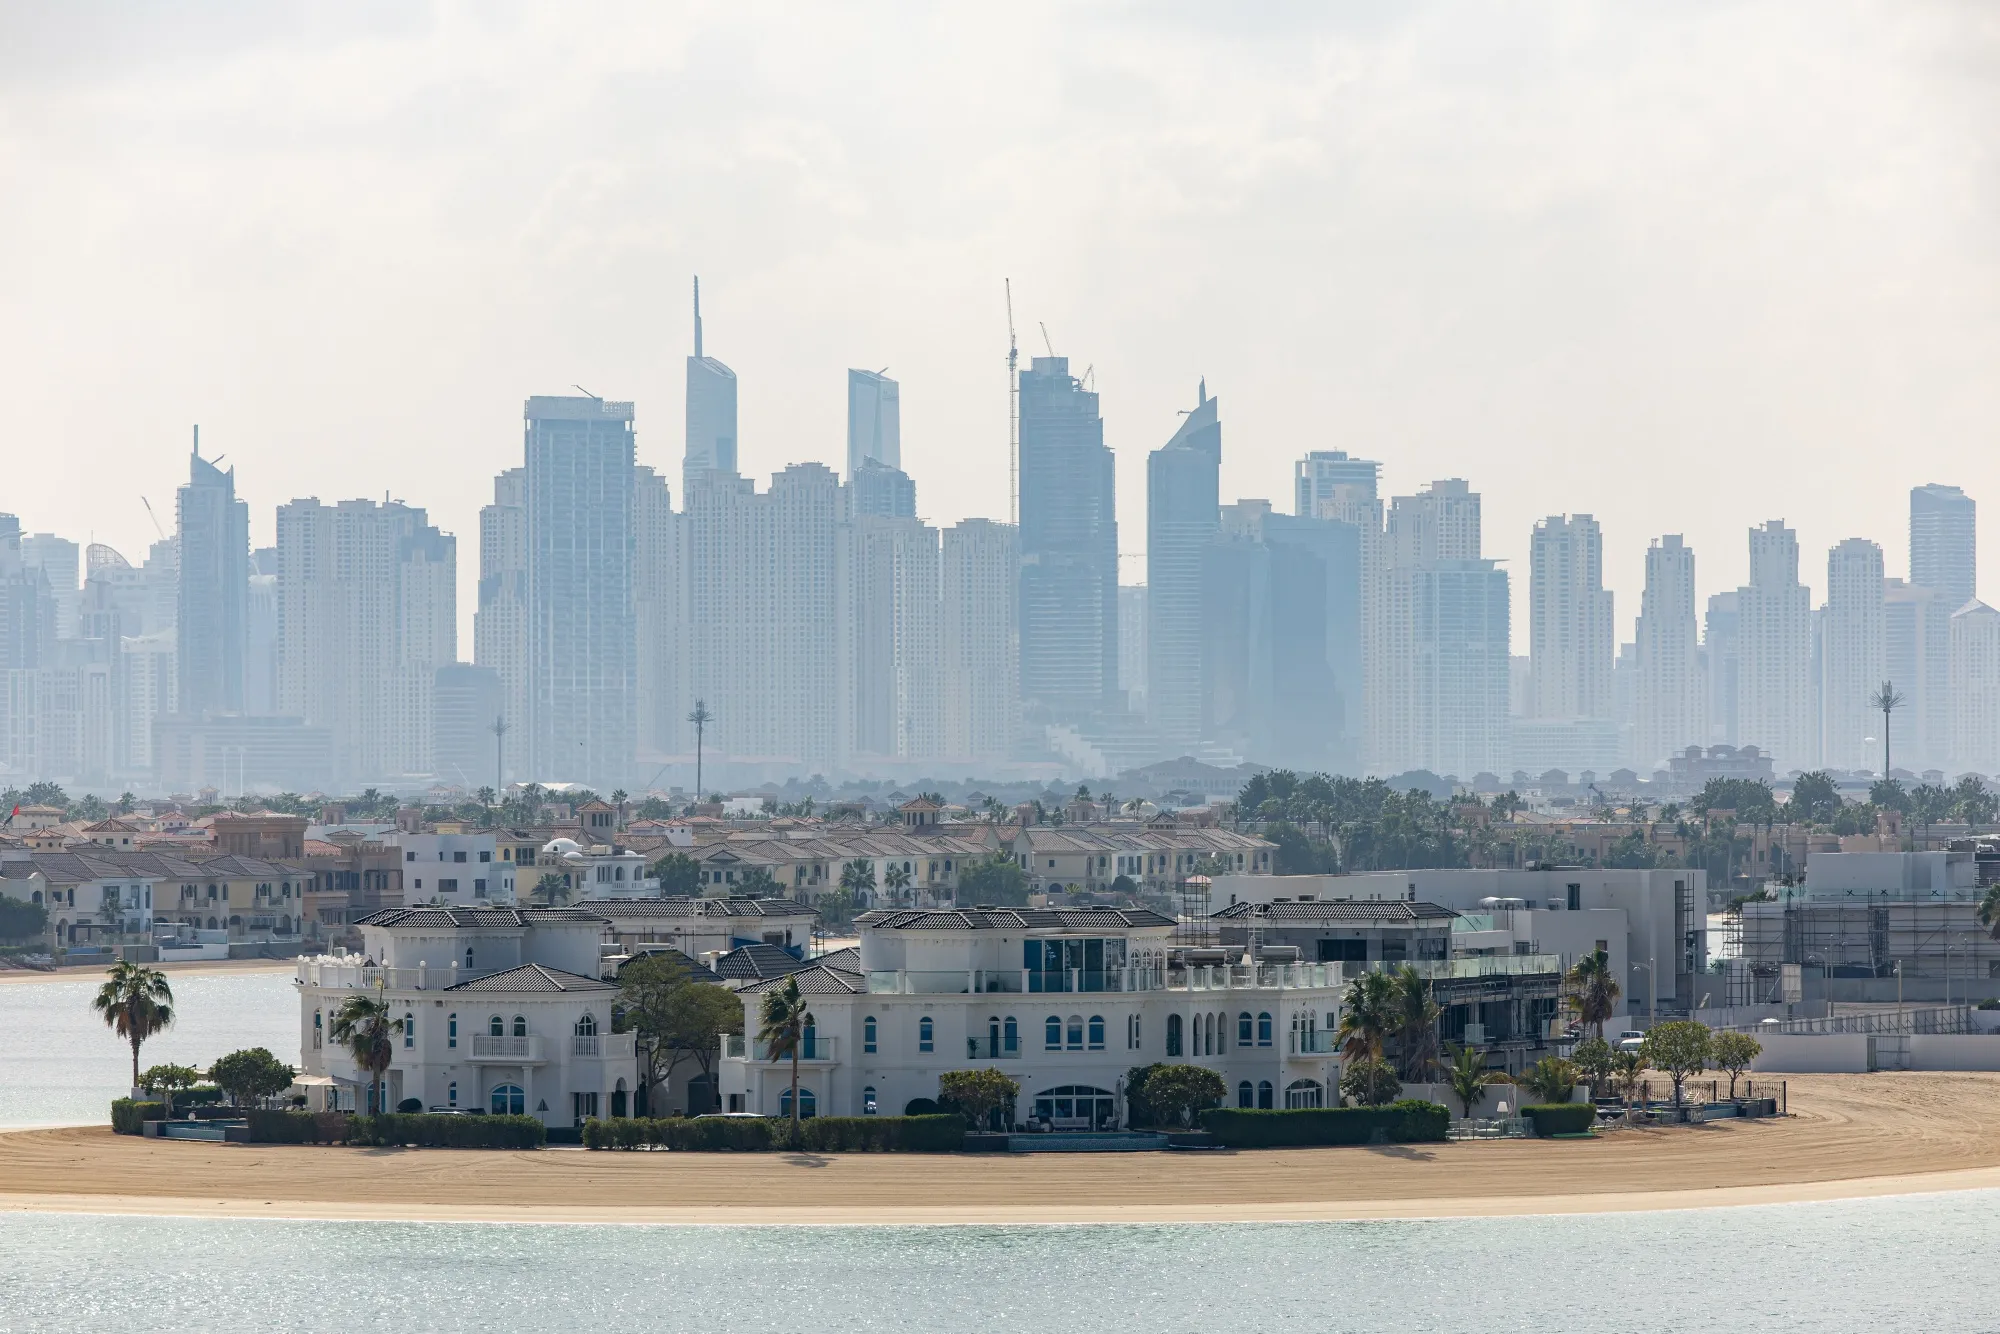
[4,1,1997,652]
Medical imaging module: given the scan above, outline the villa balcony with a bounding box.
[296,959,506,992]
[864,968,1169,995]
[1167,963,1348,993]
[469,1035,545,1064]
[570,1032,637,1060]
[724,1034,838,1063]
[1287,1031,1338,1056]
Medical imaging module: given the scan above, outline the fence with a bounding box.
[1718,1005,1971,1036]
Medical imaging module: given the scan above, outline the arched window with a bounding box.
[1166,1013,1183,1057]
[206,916,217,929]
[448,1013,458,1048]
[489,1015,504,1037]
[1285,1079,1325,1109]
[29,890,40,906]
[1087,1015,1105,1050]
[448,1081,458,1108]
[1257,1080,1274,1110]
[779,1087,818,1119]
[1045,1015,1063,1050]
[465,947,475,970]
[1003,1016,1019,1054]
[403,1011,415,1048]
[1030,1085,1117,1129]
[1237,1080,1254,1109]
[1066,1015,1084,1050]
[863,1016,878,1053]
[490,1084,525,1116]
[918,1016,934,1052]
[1202,1013,1214,1056]
[313,1010,323,1049]
[1126,1014,1140,1050]
[278,915,291,933]
[1257,1012,1273,1047]
[803,1019,818,1059]
[862,1085,878,1115]
[611,1079,628,1119]
[1237,1011,1254,1045]
[512,1015,527,1038]
[575,1013,598,1037]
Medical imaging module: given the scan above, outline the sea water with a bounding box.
[0,1193,1995,1331]
[0,971,298,1127]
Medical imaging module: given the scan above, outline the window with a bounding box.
[403,1011,414,1048]
[439,879,459,893]
[489,1015,504,1037]
[1238,1080,1254,1109]
[448,1014,458,1049]
[405,851,417,862]
[1567,882,1582,912]
[413,879,422,889]
[313,1009,322,1049]
[465,948,475,970]
[1166,1014,1183,1057]
[1004,1016,1019,1054]
[453,850,467,863]
[1257,1012,1273,1047]
[1031,1085,1117,1129]
[1285,1079,1325,1110]
[1066,1015,1084,1051]
[779,1087,817,1119]
[479,850,492,863]
[575,1013,597,1037]
[1045,1016,1063,1050]
[1126,1014,1140,1050]
[862,1085,878,1115]
[864,1016,878,1053]
[490,1084,525,1116]
[448,1081,458,1107]
[1087,1016,1105,1050]
[512,1015,527,1038]
[474,879,487,898]
[1237,1012,1253,1045]
[1257,1080,1274,1110]
[918,1016,934,1053]
[572,1091,599,1123]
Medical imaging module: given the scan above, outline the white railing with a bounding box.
[469,1035,543,1062]
[572,1034,599,1056]
[1167,963,1347,992]
[723,1035,838,1062]
[295,960,507,991]
[570,1031,637,1059]
[864,968,1171,995]
[1287,1031,1337,1055]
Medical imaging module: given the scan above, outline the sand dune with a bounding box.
[3,1072,1996,1224]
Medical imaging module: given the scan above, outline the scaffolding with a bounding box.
[1741,891,2000,985]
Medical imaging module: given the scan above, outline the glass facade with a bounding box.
[1024,937,1128,992]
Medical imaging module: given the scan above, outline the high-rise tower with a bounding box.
[684,277,739,496]
[1820,538,1886,771]
[1527,514,1613,722]
[846,369,901,479]
[1910,483,1975,612]
[1635,536,1701,768]
[1146,382,1220,747]
[175,428,249,717]
[1736,520,1815,771]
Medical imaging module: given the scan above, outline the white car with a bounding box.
[1616,1030,1646,1053]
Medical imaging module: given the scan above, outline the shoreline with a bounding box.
[0,959,295,985]
[4,1072,1999,1227]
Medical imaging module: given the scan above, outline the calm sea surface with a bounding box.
[0,971,298,1127]
[1,1194,1996,1332]
[2,970,1993,1329]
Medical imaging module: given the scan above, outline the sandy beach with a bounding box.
[0,959,295,986]
[2,1072,1997,1225]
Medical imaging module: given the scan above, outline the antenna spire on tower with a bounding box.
[693,275,703,360]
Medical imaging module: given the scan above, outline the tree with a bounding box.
[1611,1050,1649,1106]
[651,852,701,896]
[1340,1059,1401,1106]
[1710,1031,1762,1099]
[1571,1036,1614,1097]
[839,859,878,907]
[955,855,1028,907]
[734,867,781,898]
[92,962,174,1089]
[1911,783,1955,842]
[1564,949,1622,1039]
[1981,883,2000,941]
[1954,775,1999,827]
[1690,777,1777,825]
[1517,1055,1581,1105]
[617,954,743,1114]
[1445,1045,1497,1118]
[0,895,48,943]
[882,864,912,906]
[937,1068,1020,1131]
[138,1063,201,1117]
[534,872,570,905]
[758,976,813,1141]
[1639,1020,1713,1108]
[208,1047,296,1108]
[1390,965,1441,1081]
[1871,680,1904,779]
[1784,772,1841,825]
[1869,778,1910,815]
[1337,971,1398,1105]
[1141,1064,1226,1128]
[329,993,403,1115]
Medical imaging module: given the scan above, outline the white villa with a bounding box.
[294,905,639,1124]
[717,906,1349,1127]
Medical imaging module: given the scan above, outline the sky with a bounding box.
[3,1,1997,652]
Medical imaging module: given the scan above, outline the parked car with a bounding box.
[1616,1029,1646,1052]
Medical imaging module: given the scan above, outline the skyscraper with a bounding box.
[1371,479,1482,774]
[1294,451,1380,519]
[175,431,249,718]
[1819,538,1886,771]
[1527,514,1613,722]
[1736,520,1815,772]
[1911,483,1975,612]
[524,395,636,785]
[1635,536,1701,769]
[846,369,901,478]
[850,459,917,519]
[1146,384,1220,749]
[684,277,739,495]
[474,468,527,785]
[837,513,939,765]
[1952,600,2000,774]
[1704,591,1739,745]
[1017,355,1118,722]
[633,465,684,764]
[1884,578,1949,773]
[941,520,1020,764]
[1411,559,1511,781]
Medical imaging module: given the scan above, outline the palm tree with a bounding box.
[93,962,174,1089]
[1337,970,1397,1105]
[839,859,877,907]
[882,864,913,906]
[1979,883,2000,941]
[758,976,813,1142]
[330,992,404,1115]
[1611,1050,1649,1108]
[1871,681,1904,779]
[1391,964,1442,1081]
[1445,1044,1493,1119]
[686,700,713,803]
[1564,949,1621,1039]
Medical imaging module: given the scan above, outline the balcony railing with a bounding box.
[296,960,507,991]
[965,1036,1023,1060]
[723,1034,837,1062]
[1167,963,1348,992]
[865,968,1169,995]
[1287,1030,1338,1055]
[571,1031,636,1059]
[469,1035,544,1062]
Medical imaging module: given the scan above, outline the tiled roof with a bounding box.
[711,942,812,980]
[812,945,861,971]
[854,906,1176,931]
[739,965,867,996]
[578,896,815,919]
[444,963,615,993]
[355,906,607,928]
[1212,900,1459,923]
[616,947,723,983]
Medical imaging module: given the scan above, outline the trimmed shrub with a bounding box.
[179,1085,227,1107]
[245,1110,318,1143]
[111,1099,165,1135]
[347,1113,545,1149]
[580,1114,966,1153]
[1200,1100,1451,1148]
[1524,1103,1597,1136]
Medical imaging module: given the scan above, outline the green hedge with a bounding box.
[244,1110,354,1144]
[347,1113,545,1149]
[110,1099,165,1134]
[1200,1100,1450,1148]
[581,1114,964,1153]
[1524,1103,1597,1136]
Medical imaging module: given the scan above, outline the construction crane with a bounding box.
[140,497,167,541]
[1006,279,1019,526]
[1039,321,1054,357]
